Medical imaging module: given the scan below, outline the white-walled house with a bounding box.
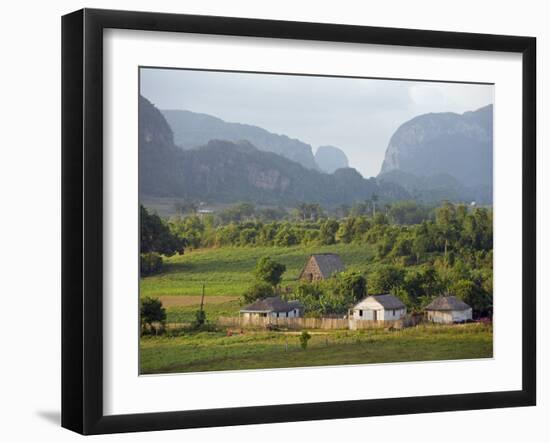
[349,294,407,321]
[424,296,473,324]
[240,296,303,319]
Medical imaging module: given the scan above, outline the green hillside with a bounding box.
[140,243,376,299]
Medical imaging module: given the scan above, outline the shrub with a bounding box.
[140,297,166,334]
[333,271,367,301]
[319,220,339,245]
[140,252,163,276]
[242,282,275,304]
[290,281,325,316]
[238,228,258,246]
[368,265,405,294]
[274,226,299,246]
[299,330,312,350]
[140,205,185,255]
[192,309,207,329]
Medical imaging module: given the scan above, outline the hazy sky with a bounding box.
[140,68,493,178]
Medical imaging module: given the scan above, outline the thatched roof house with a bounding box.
[299,253,345,281]
[349,294,407,322]
[425,295,473,324]
[240,296,303,319]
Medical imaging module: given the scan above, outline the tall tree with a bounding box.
[319,220,339,245]
[435,200,458,260]
[254,256,286,287]
[140,205,185,255]
[371,193,379,217]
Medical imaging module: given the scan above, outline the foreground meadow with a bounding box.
[140,323,493,374]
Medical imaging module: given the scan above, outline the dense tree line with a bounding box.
[142,200,493,316]
[165,200,488,254]
[365,202,492,315]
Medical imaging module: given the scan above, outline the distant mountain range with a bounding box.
[139,96,408,206]
[139,95,184,197]
[140,96,493,206]
[377,169,492,204]
[315,145,349,173]
[170,139,410,205]
[162,109,321,170]
[378,105,493,203]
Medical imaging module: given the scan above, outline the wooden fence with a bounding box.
[349,313,423,330]
[217,316,348,330]
[217,314,423,330]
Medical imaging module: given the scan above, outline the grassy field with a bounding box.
[140,245,492,375]
[140,323,493,374]
[159,295,241,323]
[140,244,376,299]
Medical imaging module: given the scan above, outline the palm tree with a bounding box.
[371,193,379,217]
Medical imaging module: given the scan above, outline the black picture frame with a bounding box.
[62,8,536,435]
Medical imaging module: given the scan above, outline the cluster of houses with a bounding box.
[240,253,474,325]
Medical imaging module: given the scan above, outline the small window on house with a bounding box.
[392,309,395,315]
[286,312,289,317]
[359,309,363,317]
[276,312,279,318]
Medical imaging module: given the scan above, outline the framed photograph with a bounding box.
[62,8,536,435]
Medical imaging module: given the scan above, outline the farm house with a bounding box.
[349,294,407,321]
[240,296,304,319]
[299,253,345,281]
[424,296,473,324]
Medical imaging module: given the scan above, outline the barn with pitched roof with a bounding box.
[299,253,345,282]
[349,294,407,321]
[425,296,473,323]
